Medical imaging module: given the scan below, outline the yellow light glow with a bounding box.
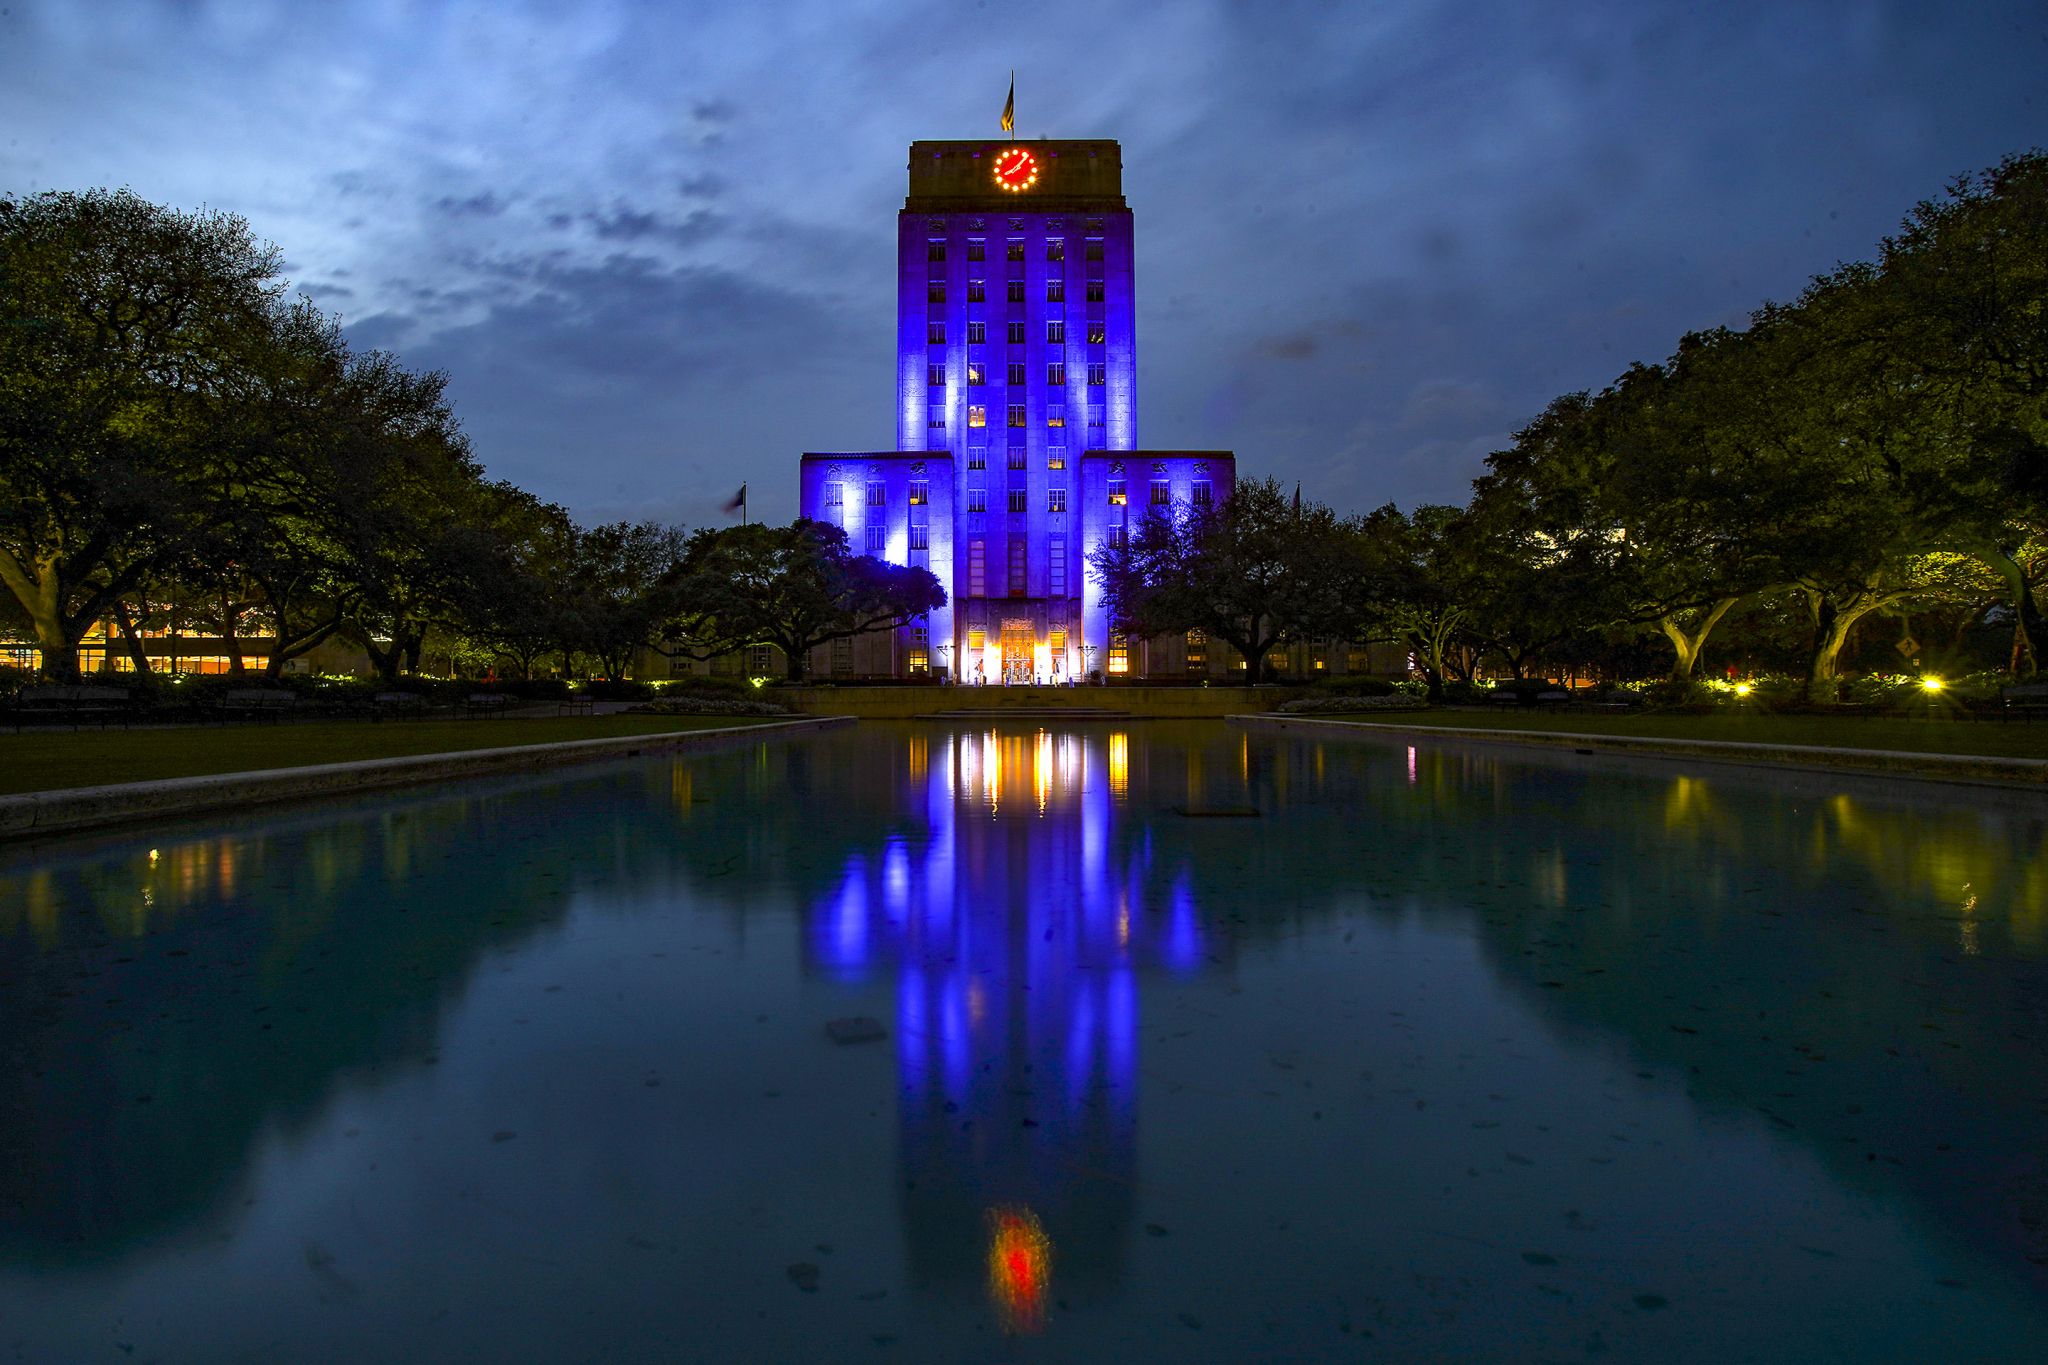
[1921,677,1944,692]
[992,147,1038,192]
[1734,682,1752,696]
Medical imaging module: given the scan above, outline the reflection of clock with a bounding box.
[992,147,1037,193]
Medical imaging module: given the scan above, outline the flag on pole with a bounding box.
[1001,73,1014,134]
[1292,482,1302,517]
[722,482,747,521]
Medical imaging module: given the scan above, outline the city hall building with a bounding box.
[799,136,1235,682]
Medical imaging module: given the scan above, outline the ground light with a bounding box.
[1734,682,1753,696]
[1921,677,1944,693]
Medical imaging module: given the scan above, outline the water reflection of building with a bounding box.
[803,727,1220,1302]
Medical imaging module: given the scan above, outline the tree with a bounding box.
[667,520,945,681]
[558,521,689,680]
[0,189,283,678]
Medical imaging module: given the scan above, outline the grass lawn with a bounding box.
[1305,708,2048,761]
[0,714,794,796]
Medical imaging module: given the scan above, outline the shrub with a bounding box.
[1312,675,1396,697]
[1276,694,1420,714]
[500,677,571,700]
[1438,680,1496,706]
[582,679,655,701]
[627,697,793,717]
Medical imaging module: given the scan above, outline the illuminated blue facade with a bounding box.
[801,138,1234,680]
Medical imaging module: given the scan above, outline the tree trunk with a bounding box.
[1803,587,1896,703]
[1657,596,1740,682]
[1974,546,2043,678]
[112,601,153,676]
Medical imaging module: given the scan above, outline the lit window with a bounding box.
[1046,402,1064,428]
[1008,446,1026,469]
[1007,404,1025,428]
[1047,446,1065,470]
[969,541,986,597]
[967,487,986,512]
[968,404,986,427]
[1086,281,1104,303]
[967,238,985,261]
[1008,362,1026,386]
[1008,488,1027,513]
[1193,479,1212,506]
[1150,478,1169,505]
[1088,321,1106,345]
[1046,239,1064,262]
[1007,240,1025,261]
[1087,363,1105,386]
[1186,628,1207,673]
[1049,627,1067,652]
[1046,279,1064,303]
[909,523,929,550]
[909,647,929,673]
[967,279,986,303]
[928,404,945,429]
[968,321,987,344]
[968,627,986,650]
[968,447,986,469]
[1048,487,1067,513]
[1046,321,1064,344]
[928,364,944,387]
[824,482,843,507]
[928,282,945,304]
[928,241,946,262]
[928,321,945,344]
[1047,362,1065,385]
[1007,321,1026,344]
[967,362,984,386]
[1107,636,1129,674]
[867,481,886,506]
[1107,479,1126,505]
[866,523,885,552]
[1085,239,1104,261]
[909,481,928,505]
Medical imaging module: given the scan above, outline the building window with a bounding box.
[968,404,986,428]
[1006,280,1025,303]
[1047,446,1065,470]
[1086,239,1104,261]
[968,321,987,344]
[968,627,986,651]
[1086,280,1105,303]
[1107,634,1129,674]
[1088,321,1106,345]
[909,481,928,505]
[928,241,946,262]
[967,238,985,261]
[1046,239,1064,262]
[1007,404,1025,428]
[969,540,986,597]
[1005,488,1025,513]
[927,404,945,429]
[1007,321,1026,344]
[1007,239,1025,261]
[909,523,929,550]
[1150,478,1169,505]
[967,279,985,303]
[1049,536,1067,596]
[1007,361,1026,386]
[1047,362,1065,385]
[967,361,984,386]
[1108,524,1128,548]
[748,644,773,675]
[928,364,944,387]
[1008,446,1026,469]
[967,487,986,512]
[866,523,886,553]
[1046,402,1064,428]
[1186,628,1207,673]
[1049,627,1067,653]
[1008,536,1027,596]
[1087,363,1105,386]
[928,282,945,304]
[909,647,930,673]
[868,481,886,507]
[967,447,986,470]
[1048,487,1067,513]
[1088,406,1105,430]
[1193,479,1212,506]
[1046,279,1064,303]
[1046,321,1065,344]
[831,636,853,675]
[824,482,843,507]
[1107,479,1126,505]
[927,321,945,344]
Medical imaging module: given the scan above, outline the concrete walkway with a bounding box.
[0,716,853,843]
[1232,713,2048,789]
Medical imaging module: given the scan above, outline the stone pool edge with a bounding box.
[1231,714,2048,789]
[0,716,856,842]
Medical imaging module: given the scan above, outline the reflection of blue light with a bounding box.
[811,857,871,979]
[942,977,971,1098]
[1107,967,1137,1115]
[899,967,927,1095]
[884,837,911,915]
[1166,876,1203,974]
[1065,984,1096,1114]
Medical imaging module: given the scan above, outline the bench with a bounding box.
[1998,683,2048,720]
[1534,690,1573,709]
[557,695,595,717]
[216,687,300,721]
[464,692,513,719]
[6,684,138,730]
[370,691,432,720]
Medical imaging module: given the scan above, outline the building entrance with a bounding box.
[1000,621,1034,685]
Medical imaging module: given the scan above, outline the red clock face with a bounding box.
[992,147,1037,193]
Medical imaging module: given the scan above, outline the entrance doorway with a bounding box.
[1000,621,1034,685]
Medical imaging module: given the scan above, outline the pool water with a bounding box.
[1,722,2044,1362]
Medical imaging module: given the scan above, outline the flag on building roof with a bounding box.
[1001,73,1014,134]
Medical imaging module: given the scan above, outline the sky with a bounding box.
[3,0,2043,529]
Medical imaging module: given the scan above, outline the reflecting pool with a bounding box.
[1,722,2044,1361]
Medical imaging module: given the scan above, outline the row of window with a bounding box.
[960,489,1070,513]
[963,535,1071,597]
[823,471,1212,508]
[927,280,1107,304]
[938,403,1104,430]
[929,362,1108,387]
[928,239,1106,263]
[965,447,1064,470]
[930,321,1106,345]
[1107,479,1213,506]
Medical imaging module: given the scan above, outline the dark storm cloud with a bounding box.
[3,0,2042,524]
